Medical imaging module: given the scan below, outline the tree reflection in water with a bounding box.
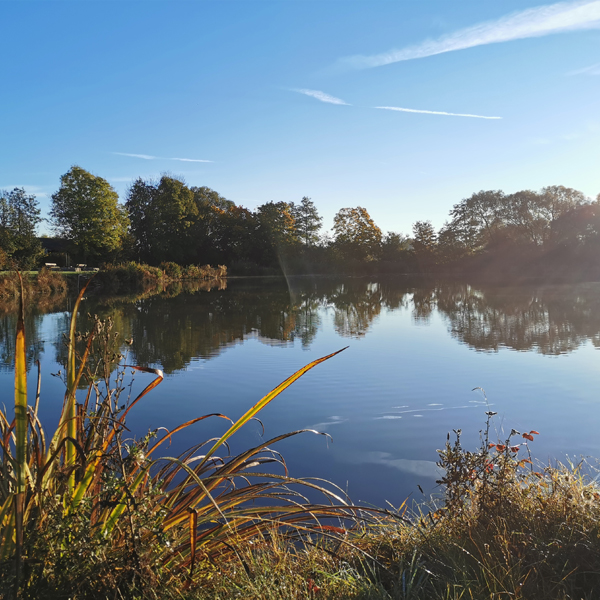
[3,278,600,377]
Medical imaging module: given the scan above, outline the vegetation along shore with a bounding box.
[2,169,600,282]
[1,279,600,600]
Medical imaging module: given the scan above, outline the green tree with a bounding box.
[333,206,382,261]
[412,220,438,268]
[446,190,505,253]
[380,231,410,262]
[125,176,199,264]
[503,190,549,246]
[0,188,43,269]
[255,201,298,265]
[150,176,198,263]
[290,197,322,246]
[51,166,128,263]
[125,178,157,261]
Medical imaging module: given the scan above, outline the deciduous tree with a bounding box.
[0,188,43,269]
[333,206,382,261]
[51,166,129,263]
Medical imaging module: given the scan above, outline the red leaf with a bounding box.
[495,444,506,452]
[317,525,346,534]
[522,433,534,441]
[489,443,496,448]
[510,446,520,453]
[530,430,540,435]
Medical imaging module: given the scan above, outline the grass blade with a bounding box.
[198,347,347,470]
[64,279,93,491]
[14,273,27,596]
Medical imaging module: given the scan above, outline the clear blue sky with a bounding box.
[1,0,599,236]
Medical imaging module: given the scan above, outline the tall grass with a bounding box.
[94,262,226,295]
[0,269,67,301]
[2,277,600,599]
[183,416,600,600]
[0,278,366,598]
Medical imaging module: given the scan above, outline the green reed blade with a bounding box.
[15,273,27,495]
[64,281,93,490]
[14,273,27,594]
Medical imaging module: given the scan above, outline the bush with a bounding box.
[35,267,68,295]
[159,261,182,279]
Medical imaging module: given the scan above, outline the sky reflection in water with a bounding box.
[1,277,600,506]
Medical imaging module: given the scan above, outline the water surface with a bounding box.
[3,277,600,507]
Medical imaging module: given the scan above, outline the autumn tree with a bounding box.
[333,206,382,261]
[51,166,128,263]
[191,187,256,265]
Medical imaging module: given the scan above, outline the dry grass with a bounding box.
[184,425,600,600]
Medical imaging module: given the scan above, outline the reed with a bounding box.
[0,280,365,598]
[2,279,600,599]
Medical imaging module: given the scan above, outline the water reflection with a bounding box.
[0,294,70,372]
[4,278,600,375]
[433,283,600,354]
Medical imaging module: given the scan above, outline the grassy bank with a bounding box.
[0,262,227,300]
[1,281,599,600]
[0,269,68,308]
[92,261,227,294]
[188,426,600,600]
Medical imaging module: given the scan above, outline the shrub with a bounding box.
[35,267,68,295]
[159,261,182,280]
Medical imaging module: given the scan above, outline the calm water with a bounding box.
[3,277,600,507]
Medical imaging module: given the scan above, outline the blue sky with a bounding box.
[1,0,599,237]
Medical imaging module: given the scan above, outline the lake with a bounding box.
[3,276,600,508]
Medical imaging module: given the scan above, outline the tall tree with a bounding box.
[447,190,505,253]
[0,188,43,269]
[255,201,298,265]
[333,206,382,261]
[51,166,128,263]
[412,220,437,253]
[381,231,410,262]
[126,176,199,264]
[150,176,198,263]
[125,178,157,262]
[290,197,322,246]
[412,220,438,269]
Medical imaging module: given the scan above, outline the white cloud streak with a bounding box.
[568,61,600,74]
[292,88,351,105]
[113,152,212,163]
[375,106,502,119]
[339,0,600,69]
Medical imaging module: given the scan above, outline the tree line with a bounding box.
[2,165,599,277]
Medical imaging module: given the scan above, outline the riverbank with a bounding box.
[0,262,227,299]
[2,278,600,599]
[185,451,600,600]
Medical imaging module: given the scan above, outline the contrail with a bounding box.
[113,152,212,163]
[292,88,351,105]
[338,0,600,69]
[375,106,502,119]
